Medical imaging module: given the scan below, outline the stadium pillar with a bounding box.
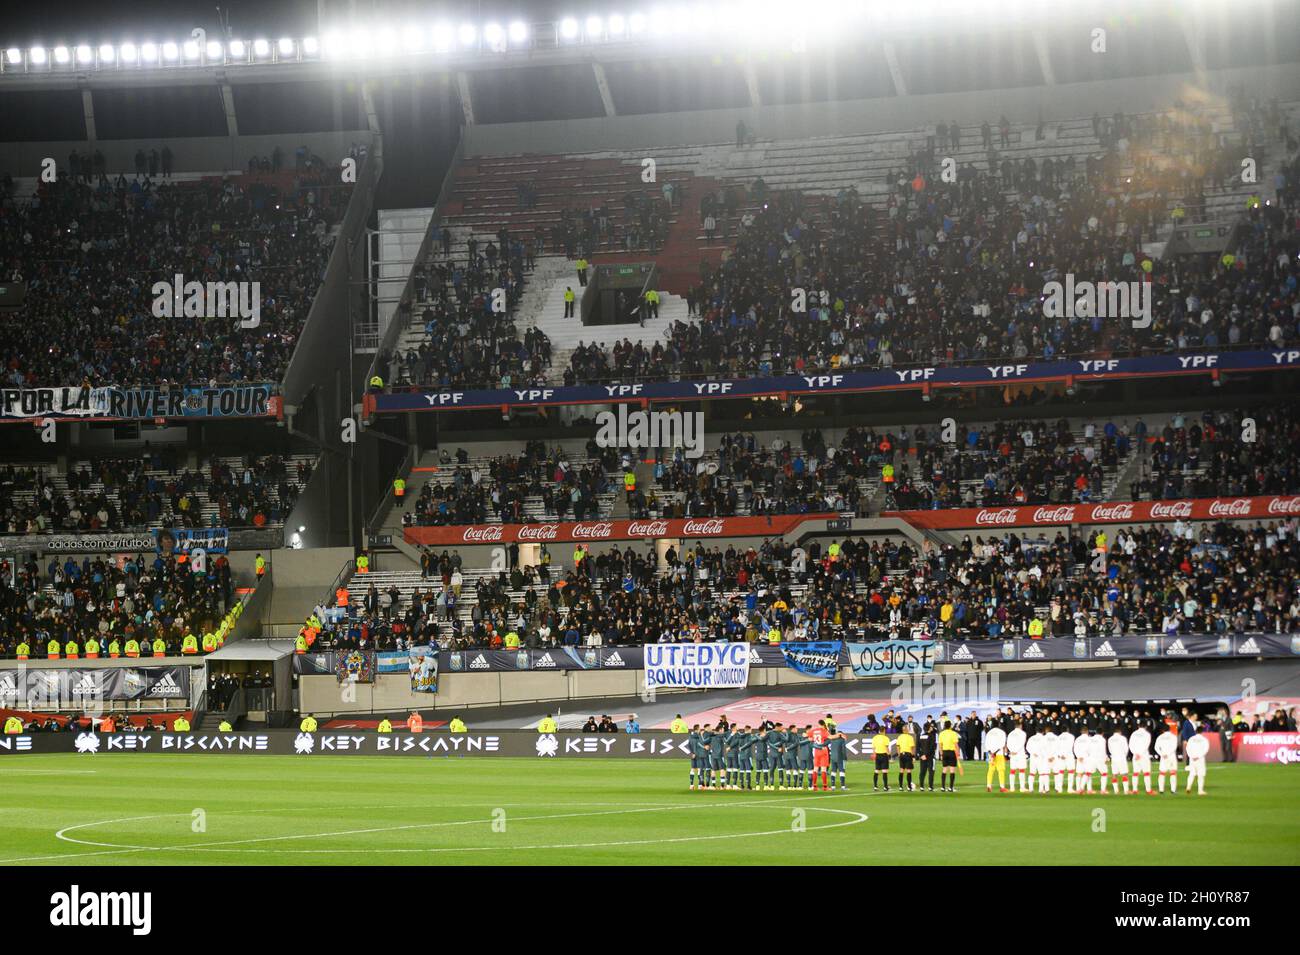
[80,87,97,143]
[743,63,761,108]
[218,81,240,138]
[456,72,476,125]
[1031,31,1057,86]
[882,43,907,97]
[592,62,617,117]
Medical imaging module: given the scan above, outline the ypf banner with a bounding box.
[644,642,750,689]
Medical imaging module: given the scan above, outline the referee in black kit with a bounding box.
[916,719,938,791]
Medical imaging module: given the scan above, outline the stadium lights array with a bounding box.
[4,0,1204,75]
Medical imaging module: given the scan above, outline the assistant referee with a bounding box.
[938,720,961,792]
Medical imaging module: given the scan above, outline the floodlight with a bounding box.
[206,41,223,59]
[278,37,295,55]
[508,20,528,43]
[560,17,580,39]
[140,42,158,62]
[75,44,93,64]
[29,47,47,65]
[182,40,200,60]
[99,43,115,62]
[484,22,504,49]
[608,14,627,36]
[53,46,70,64]
[228,39,247,57]
[302,36,319,55]
[120,42,138,62]
[252,38,270,57]
[161,41,179,61]
[586,16,604,38]
[458,23,477,46]
[432,23,454,52]
[5,48,22,64]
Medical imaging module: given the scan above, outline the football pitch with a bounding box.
[1,757,1297,866]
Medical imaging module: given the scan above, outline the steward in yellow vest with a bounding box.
[47,638,60,659]
[15,641,29,660]
[202,632,217,653]
[172,716,191,732]
[504,631,520,649]
[108,638,121,658]
[85,638,100,659]
[125,638,141,658]
[295,633,308,654]
[152,638,166,658]
[377,719,393,733]
[669,716,689,733]
[64,639,79,659]
[537,715,558,733]
[393,477,406,498]
[218,720,233,732]
[300,715,318,732]
[4,716,23,734]
[181,633,199,655]
[448,716,467,733]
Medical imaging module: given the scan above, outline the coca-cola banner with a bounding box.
[403,514,836,547]
[887,495,1300,530]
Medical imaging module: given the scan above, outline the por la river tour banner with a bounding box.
[779,641,843,678]
[849,641,938,676]
[0,384,278,421]
[644,642,751,689]
[0,730,1277,762]
[0,666,191,704]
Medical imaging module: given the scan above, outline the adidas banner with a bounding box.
[848,641,937,676]
[779,641,843,679]
[644,642,751,690]
[0,666,191,705]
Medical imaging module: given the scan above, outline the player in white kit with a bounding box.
[1184,733,1210,795]
[1025,729,1046,793]
[1089,730,1109,793]
[1106,730,1130,794]
[1054,727,1075,794]
[1006,722,1029,792]
[1128,724,1154,794]
[1073,730,1093,792]
[1154,726,1180,793]
[1040,728,1058,793]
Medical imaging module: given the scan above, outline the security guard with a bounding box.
[881,462,895,484]
[393,476,406,499]
[563,286,576,318]
[64,638,79,659]
[448,715,467,733]
[3,715,23,734]
[108,637,121,659]
[218,720,234,732]
[669,714,689,734]
[46,637,60,659]
[356,552,370,575]
[504,630,520,650]
[85,637,100,659]
[916,719,938,791]
[643,287,660,319]
[623,469,636,496]
[15,639,28,660]
[938,719,962,792]
[295,631,308,654]
[575,256,588,286]
[172,715,191,732]
[255,553,266,579]
[181,632,199,655]
[377,718,393,733]
[300,714,318,732]
[202,631,217,653]
[767,627,781,646]
[125,637,141,658]
[1028,616,1045,639]
[368,374,384,392]
[406,711,424,733]
[538,713,558,733]
[336,585,350,607]
[151,637,166,658]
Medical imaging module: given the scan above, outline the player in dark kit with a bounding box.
[736,726,755,789]
[751,726,769,789]
[689,725,705,790]
[708,724,727,790]
[828,729,849,790]
[724,726,743,788]
[796,725,814,790]
[916,719,938,791]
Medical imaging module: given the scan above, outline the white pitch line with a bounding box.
[16,793,871,863]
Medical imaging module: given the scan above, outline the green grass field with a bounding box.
[1,757,1297,866]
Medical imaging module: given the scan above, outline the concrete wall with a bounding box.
[463,62,1300,158]
[0,130,370,177]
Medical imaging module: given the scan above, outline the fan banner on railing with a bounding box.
[408,646,439,694]
[779,641,843,678]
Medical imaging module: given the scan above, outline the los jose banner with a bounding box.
[887,495,1300,530]
[779,641,843,678]
[849,641,937,675]
[644,642,750,689]
[0,384,279,421]
[0,666,191,704]
[404,514,835,547]
[0,730,1256,761]
[367,348,1300,415]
